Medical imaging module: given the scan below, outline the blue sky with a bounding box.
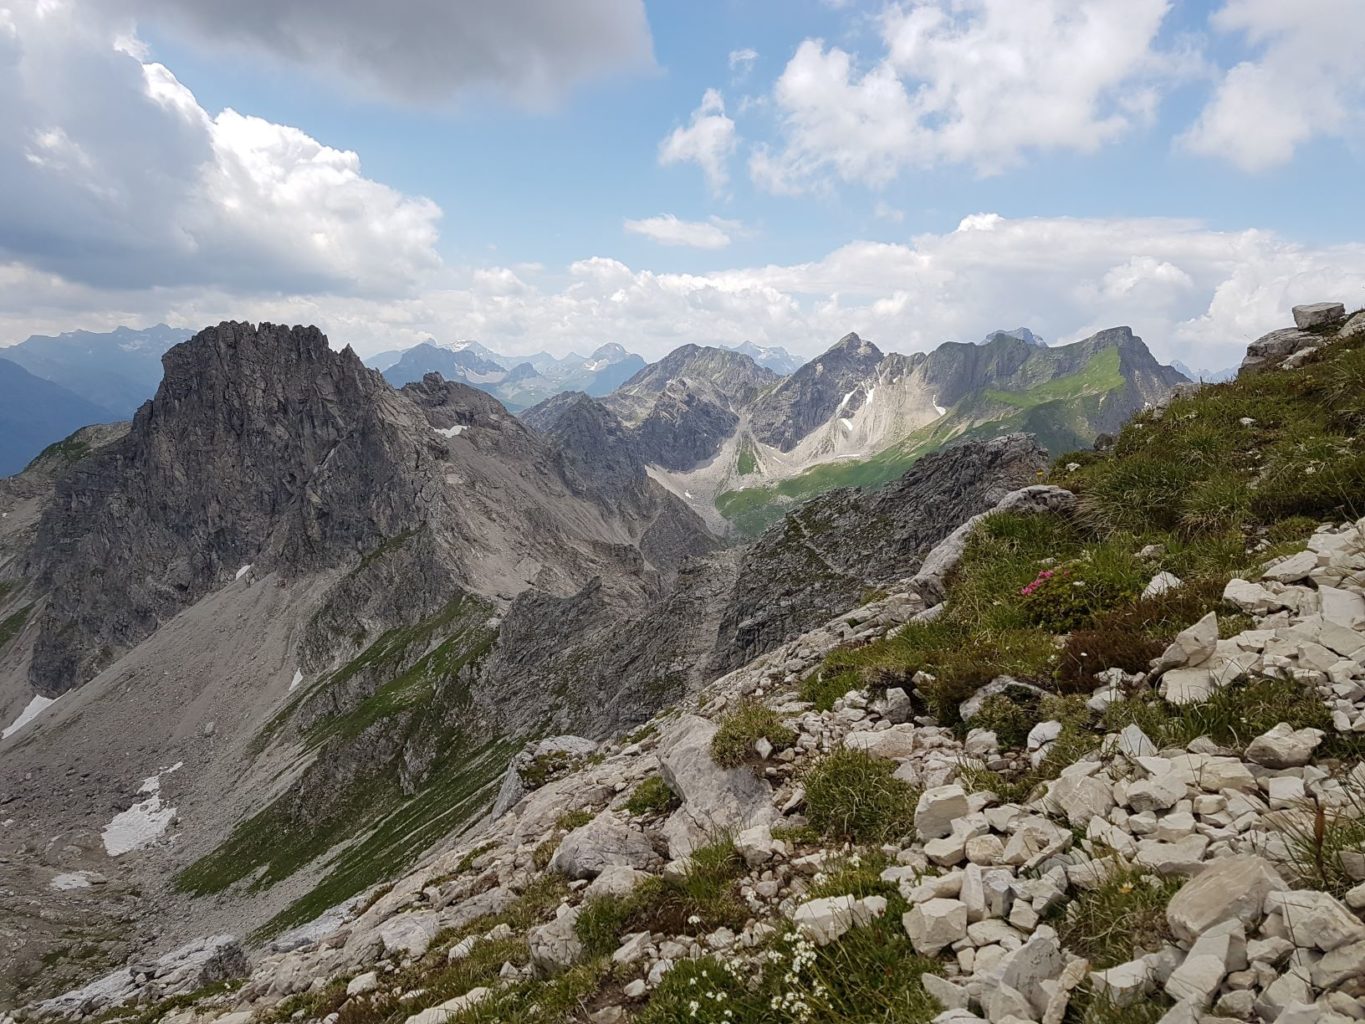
[1,0,1363,368]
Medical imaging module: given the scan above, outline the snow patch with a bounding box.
[103,764,183,855]
[839,417,854,431]
[932,395,947,417]
[235,564,251,580]
[290,670,303,691]
[3,695,58,740]
[436,424,467,438]
[836,388,857,412]
[865,386,875,408]
[50,872,93,891]
[102,794,177,856]
[684,491,694,499]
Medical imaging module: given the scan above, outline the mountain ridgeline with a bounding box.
[526,325,1187,535]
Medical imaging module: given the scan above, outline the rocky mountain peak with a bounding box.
[589,343,630,361]
[747,331,885,452]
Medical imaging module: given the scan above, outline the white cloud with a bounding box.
[7,216,1362,377]
[1183,0,1365,171]
[624,214,737,249]
[728,47,758,76]
[116,0,654,107]
[658,89,738,192]
[0,1,440,296]
[752,0,1181,191]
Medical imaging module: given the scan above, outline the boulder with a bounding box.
[1265,890,1365,952]
[584,866,652,900]
[977,929,1068,1020]
[845,724,917,759]
[528,906,583,972]
[1223,579,1289,615]
[902,898,968,955]
[735,824,780,867]
[1241,328,1322,372]
[915,785,969,840]
[379,913,439,959]
[1155,612,1218,672]
[1044,772,1117,828]
[403,987,490,1024]
[1164,919,1246,1009]
[347,972,379,996]
[792,894,886,946]
[1293,302,1346,329]
[1090,959,1152,1007]
[657,714,775,858]
[1244,723,1324,769]
[1166,856,1287,944]
[1263,550,1318,583]
[1143,571,1183,599]
[1159,667,1217,705]
[549,813,661,880]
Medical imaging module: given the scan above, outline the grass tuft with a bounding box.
[804,748,918,844]
[711,700,797,768]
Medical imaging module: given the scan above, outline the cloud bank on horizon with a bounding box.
[1,0,1362,370]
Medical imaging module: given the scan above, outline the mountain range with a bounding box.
[528,326,1187,535]
[374,340,646,410]
[0,323,1186,538]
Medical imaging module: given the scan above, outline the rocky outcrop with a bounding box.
[33,936,246,1019]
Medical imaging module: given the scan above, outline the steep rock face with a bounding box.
[529,390,717,574]
[606,345,776,417]
[26,322,444,693]
[747,333,884,452]
[711,433,1049,672]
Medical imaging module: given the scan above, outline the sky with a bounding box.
[1,0,1363,371]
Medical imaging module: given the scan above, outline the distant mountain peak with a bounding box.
[981,327,1046,347]
[723,341,803,375]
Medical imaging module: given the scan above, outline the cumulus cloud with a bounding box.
[658,89,738,192]
[0,1,441,296]
[116,0,654,107]
[751,0,1182,191]
[1183,0,1365,171]
[7,216,1362,376]
[624,214,738,249]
